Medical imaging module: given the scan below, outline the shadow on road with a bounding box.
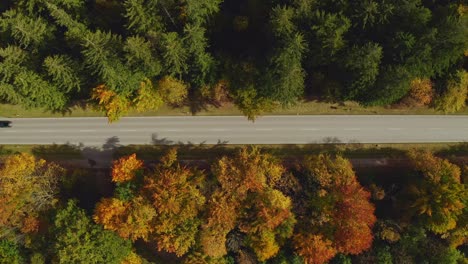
[151,133,174,145]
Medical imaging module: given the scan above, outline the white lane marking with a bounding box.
[0,130,16,132]
[255,128,273,131]
[387,128,402,131]
[428,128,442,130]
[301,128,319,131]
[119,129,137,132]
[38,130,55,132]
[79,129,96,132]
[164,129,182,132]
[210,128,229,131]
[344,128,361,131]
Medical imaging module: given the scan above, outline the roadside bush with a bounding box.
[200,79,232,107]
[400,78,434,107]
[157,76,188,106]
[435,70,468,113]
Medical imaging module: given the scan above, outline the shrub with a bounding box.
[401,78,434,107]
[157,76,188,106]
[435,70,468,113]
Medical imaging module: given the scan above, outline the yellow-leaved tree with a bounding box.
[400,149,467,234]
[0,153,64,238]
[133,79,163,112]
[91,85,130,123]
[157,76,188,106]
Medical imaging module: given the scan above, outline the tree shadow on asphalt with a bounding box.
[151,133,174,145]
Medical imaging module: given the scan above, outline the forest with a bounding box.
[0,0,467,121]
[0,147,467,263]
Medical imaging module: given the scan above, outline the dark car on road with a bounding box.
[0,121,11,127]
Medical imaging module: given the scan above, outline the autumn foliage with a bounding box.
[293,234,337,264]
[401,78,434,107]
[95,149,205,257]
[293,154,376,262]
[3,146,467,262]
[93,197,155,242]
[157,76,188,106]
[0,153,64,237]
[133,79,163,112]
[111,153,143,183]
[401,149,466,234]
[142,159,205,256]
[201,147,294,261]
[91,85,130,123]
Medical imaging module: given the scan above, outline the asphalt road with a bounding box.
[0,115,467,146]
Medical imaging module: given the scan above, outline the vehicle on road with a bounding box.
[0,121,11,127]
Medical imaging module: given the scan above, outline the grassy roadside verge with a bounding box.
[0,144,83,160]
[1,100,467,118]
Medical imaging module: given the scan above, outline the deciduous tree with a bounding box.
[401,78,434,107]
[435,70,468,113]
[96,149,206,257]
[0,153,63,238]
[400,149,467,234]
[142,154,205,256]
[52,200,132,264]
[201,147,293,261]
[111,153,143,183]
[294,155,376,258]
[157,76,188,106]
[94,196,155,242]
[91,85,130,123]
[293,234,337,264]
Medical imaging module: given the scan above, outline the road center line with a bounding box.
[387,128,402,131]
[344,128,361,131]
[79,129,96,132]
[301,128,319,131]
[119,129,137,132]
[255,128,273,131]
[210,128,229,131]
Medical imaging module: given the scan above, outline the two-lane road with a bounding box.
[0,115,467,145]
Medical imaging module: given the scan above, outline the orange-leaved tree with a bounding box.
[0,153,64,238]
[293,234,337,264]
[401,78,434,107]
[93,196,156,242]
[141,150,206,256]
[293,154,376,263]
[111,153,144,183]
[94,149,206,257]
[200,147,294,261]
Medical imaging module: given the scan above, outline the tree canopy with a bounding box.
[0,0,466,120]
